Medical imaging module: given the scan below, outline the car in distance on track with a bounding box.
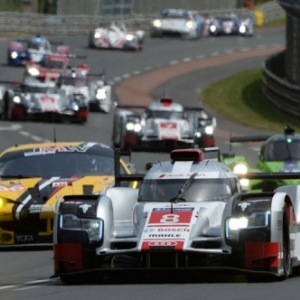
[0,76,89,123]
[52,146,300,283]
[0,141,137,246]
[7,35,68,66]
[24,53,87,81]
[112,97,216,151]
[88,22,144,51]
[150,8,205,39]
[208,13,253,37]
[57,67,112,113]
[222,125,300,192]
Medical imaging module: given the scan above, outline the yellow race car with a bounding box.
[0,141,137,246]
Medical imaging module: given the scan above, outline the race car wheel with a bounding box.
[278,210,291,281]
[88,30,95,48]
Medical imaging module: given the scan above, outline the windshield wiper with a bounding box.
[169,172,198,212]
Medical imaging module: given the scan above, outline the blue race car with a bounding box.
[7,35,66,66]
[208,13,253,37]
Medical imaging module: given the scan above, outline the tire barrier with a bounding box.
[262,51,300,123]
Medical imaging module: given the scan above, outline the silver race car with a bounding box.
[0,76,88,123]
[150,9,205,39]
[88,22,144,51]
[52,147,300,283]
[112,97,217,151]
[57,68,112,114]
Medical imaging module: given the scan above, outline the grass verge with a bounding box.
[201,68,300,133]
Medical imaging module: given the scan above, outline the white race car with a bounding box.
[57,68,112,114]
[0,76,88,123]
[88,22,144,51]
[150,9,205,39]
[52,147,300,284]
[112,97,217,151]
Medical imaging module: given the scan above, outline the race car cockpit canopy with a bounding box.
[58,70,87,87]
[138,148,239,202]
[146,97,185,119]
[162,9,191,19]
[28,35,50,51]
[262,136,300,161]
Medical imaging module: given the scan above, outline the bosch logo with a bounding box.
[148,241,177,246]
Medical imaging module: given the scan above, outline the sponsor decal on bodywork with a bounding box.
[140,207,194,251]
[0,183,25,192]
[29,204,55,213]
[24,143,97,156]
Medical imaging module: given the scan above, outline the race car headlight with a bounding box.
[210,25,216,32]
[239,25,246,33]
[59,214,103,243]
[134,123,142,132]
[239,178,250,190]
[204,125,214,135]
[233,163,248,175]
[186,21,195,29]
[28,67,40,76]
[126,122,134,131]
[11,51,18,59]
[226,212,269,241]
[96,87,107,100]
[13,96,21,103]
[94,32,101,38]
[126,34,134,41]
[228,217,248,230]
[152,19,161,28]
[74,104,79,111]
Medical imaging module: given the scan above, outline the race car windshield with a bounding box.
[138,178,232,202]
[41,60,65,69]
[263,140,300,161]
[162,12,190,19]
[28,41,47,50]
[148,110,184,120]
[60,77,86,87]
[0,152,120,178]
[24,86,57,94]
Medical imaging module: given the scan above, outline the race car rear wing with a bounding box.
[230,135,271,143]
[222,133,271,156]
[238,172,300,180]
[114,104,148,110]
[114,147,221,187]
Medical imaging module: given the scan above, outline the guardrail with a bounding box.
[0,8,255,36]
[262,51,300,122]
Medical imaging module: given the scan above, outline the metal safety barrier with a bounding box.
[262,51,300,123]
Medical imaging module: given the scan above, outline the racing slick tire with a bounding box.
[88,30,95,48]
[60,274,103,285]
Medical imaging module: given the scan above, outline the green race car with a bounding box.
[222,125,300,192]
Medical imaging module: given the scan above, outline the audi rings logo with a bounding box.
[148,241,177,246]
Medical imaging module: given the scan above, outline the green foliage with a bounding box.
[0,0,22,11]
[38,0,57,14]
[201,68,300,133]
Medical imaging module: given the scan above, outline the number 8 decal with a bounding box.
[160,214,180,223]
